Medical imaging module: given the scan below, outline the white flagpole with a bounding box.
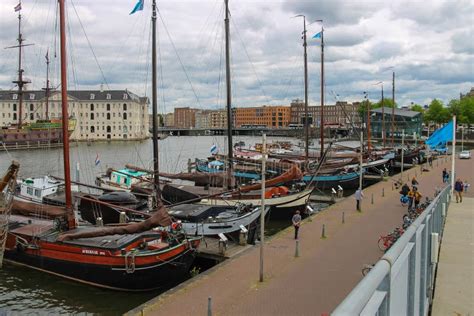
[259,133,266,282]
[450,116,456,194]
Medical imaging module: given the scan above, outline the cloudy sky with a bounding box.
[0,0,472,113]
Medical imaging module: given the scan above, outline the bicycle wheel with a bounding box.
[362,267,371,276]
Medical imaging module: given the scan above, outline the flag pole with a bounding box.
[450,116,456,194]
[259,133,266,283]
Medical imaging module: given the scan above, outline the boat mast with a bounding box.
[391,71,395,146]
[58,0,74,229]
[364,92,371,152]
[302,16,309,162]
[224,0,233,190]
[43,51,51,120]
[151,0,161,202]
[319,23,325,158]
[381,83,385,147]
[11,3,29,126]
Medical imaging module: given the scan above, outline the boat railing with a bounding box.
[332,184,451,315]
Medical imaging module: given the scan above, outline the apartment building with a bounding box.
[0,89,149,141]
[290,99,361,127]
[234,105,290,128]
[174,107,197,128]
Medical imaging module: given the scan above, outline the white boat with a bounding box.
[14,176,79,206]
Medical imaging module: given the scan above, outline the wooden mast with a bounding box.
[224,0,233,190]
[381,83,385,147]
[151,0,161,203]
[302,16,309,162]
[320,23,325,158]
[43,51,51,120]
[391,71,395,146]
[58,0,74,229]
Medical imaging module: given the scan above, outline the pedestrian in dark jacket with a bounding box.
[292,210,302,239]
[454,179,464,203]
[400,183,410,196]
[442,168,449,183]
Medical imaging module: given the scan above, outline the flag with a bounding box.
[210,144,218,155]
[95,153,101,166]
[312,32,322,39]
[130,0,144,15]
[426,120,454,150]
[14,3,21,12]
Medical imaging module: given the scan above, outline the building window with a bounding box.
[30,113,34,120]
[123,103,127,111]
[106,126,111,133]
[90,103,94,111]
[123,113,127,120]
[90,93,95,100]
[91,126,95,133]
[13,104,17,111]
[106,93,111,100]
[13,113,17,120]
[123,93,128,100]
[91,113,94,120]
[13,94,18,100]
[107,113,111,120]
[107,103,110,111]
[30,104,34,111]
[29,93,35,100]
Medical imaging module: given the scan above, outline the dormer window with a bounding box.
[29,93,35,100]
[12,94,18,100]
[123,93,128,100]
[106,93,111,100]
[90,93,95,100]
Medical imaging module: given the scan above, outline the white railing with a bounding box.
[332,185,451,316]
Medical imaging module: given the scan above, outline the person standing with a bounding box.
[355,187,364,212]
[413,187,422,209]
[292,210,302,240]
[407,187,415,210]
[442,168,448,183]
[454,178,464,203]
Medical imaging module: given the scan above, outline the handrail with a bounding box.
[333,185,451,315]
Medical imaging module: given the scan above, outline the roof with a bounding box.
[114,169,148,177]
[370,107,421,118]
[0,89,148,103]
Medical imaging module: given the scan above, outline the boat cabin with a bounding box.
[109,169,148,189]
[19,176,63,203]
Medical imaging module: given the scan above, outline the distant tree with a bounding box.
[410,104,424,113]
[459,96,474,125]
[373,98,397,109]
[424,99,450,125]
[357,99,374,118]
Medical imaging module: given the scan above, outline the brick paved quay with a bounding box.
[128,154,472,316]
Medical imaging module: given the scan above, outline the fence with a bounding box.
[332,185,451,315]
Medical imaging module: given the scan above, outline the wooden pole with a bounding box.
[224,0,234,190]
[400,129,405,182]
[259,134,266,282]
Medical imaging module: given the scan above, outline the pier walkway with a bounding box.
[432,196,474,315]
[128,156,472,315]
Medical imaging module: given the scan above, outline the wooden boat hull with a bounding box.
[303,172,361,190]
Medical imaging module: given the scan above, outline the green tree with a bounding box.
[459,96,474,125]
[410,104,424,113]
[373,98,397,109]
[424,99,450,125]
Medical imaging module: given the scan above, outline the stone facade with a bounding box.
[0,89,149,141]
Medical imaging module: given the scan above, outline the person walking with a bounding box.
[442,168,448,183]
[292,210,302,240]
[454,178,464,203]
[407,187,415,210]
[464,180,470,193]
[428,155,433,167]
[411,176,419,188]
[355,187,364,212]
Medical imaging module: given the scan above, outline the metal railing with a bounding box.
[333,185,451,316]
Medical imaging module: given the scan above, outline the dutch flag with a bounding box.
[95,154,100,166]
[14,2,21,12]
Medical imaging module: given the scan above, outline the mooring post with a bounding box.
[392,182,394,191]
[294,240,300,257]
[382,187,385,197]
[342,211,345,224]
[208,297,212,316]
[371,193,374,204]
[321,224,326,239]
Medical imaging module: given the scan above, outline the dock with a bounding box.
[196,237,254,262]
[126,154,472,315]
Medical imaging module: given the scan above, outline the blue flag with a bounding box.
[426,120,454,150]
[210,144,218,155]
[95,153,101,166]
[130,0,144,15]
[312,32,322,39]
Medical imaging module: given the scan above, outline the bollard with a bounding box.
[295,240,300,257]
[392,182,394,191]
[415,169,417,177]
[208,297,212,316]
[321,224,326,239]
[371,193,374,204]
[342,212,345,224]
[382,188,385,197]
[442,203,446,217]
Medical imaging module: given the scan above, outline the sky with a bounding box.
[0,0,473,114]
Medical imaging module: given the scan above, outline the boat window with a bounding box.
[35,189,42,198]
[27,187,33,195]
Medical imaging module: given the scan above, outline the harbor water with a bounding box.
[0,135,311,314]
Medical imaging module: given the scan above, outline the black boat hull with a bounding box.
[4,248,197,291]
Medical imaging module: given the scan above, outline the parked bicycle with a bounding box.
[378,227,404,251]
[361,263,375,276]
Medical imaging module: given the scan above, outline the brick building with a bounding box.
[290,99,360,127]
[174,107,197,128]
[234,105,290,128]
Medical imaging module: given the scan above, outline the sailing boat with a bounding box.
[3,0,200,291]
[0,12,76,150]
[161,0,313,211]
